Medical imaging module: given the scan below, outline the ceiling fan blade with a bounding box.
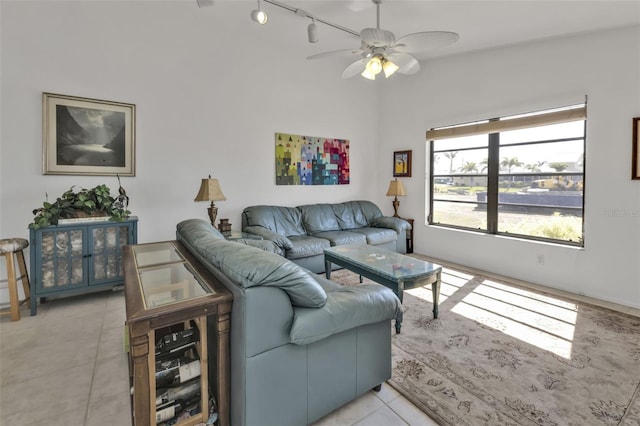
[387,53,420,75]
[307,48,364,60]
[394,31,459,53]
[341,59,368,79]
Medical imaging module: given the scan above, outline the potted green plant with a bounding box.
[31,184,131,229]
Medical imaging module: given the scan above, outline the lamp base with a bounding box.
[392,197,400,218]
[207,202,218,226]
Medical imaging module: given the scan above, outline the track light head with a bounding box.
[251,1,268,24]
[307,19,318,43]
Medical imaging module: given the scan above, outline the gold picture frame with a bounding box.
[43,92,136,176]
[393,150,412,177]
[633,117,640,180]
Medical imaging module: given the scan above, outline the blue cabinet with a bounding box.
[29,217,138,315]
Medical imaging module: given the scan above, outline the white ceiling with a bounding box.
[251,0,640,60]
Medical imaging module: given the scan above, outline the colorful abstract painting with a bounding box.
[275,132,350,185]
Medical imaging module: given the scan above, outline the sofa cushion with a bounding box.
[336,201,369,228]
[290,283,402,345]
[311,230,366,247]
[347,227,397,245]
[243,205,307,237]
[286,235,331,260]
[357,200,384,222]
[298,203,340,233]
[177,219,327,308]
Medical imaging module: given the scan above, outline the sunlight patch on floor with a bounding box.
[406,267,474,304]
[451,280,577,358]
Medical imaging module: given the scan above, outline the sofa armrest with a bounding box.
[243,225,293,250]
[370,216,412,234]
[289,284,402,345]
[233,239,281,253]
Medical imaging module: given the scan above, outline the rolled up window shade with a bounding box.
[426,105,586,141]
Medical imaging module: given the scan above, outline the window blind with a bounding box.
[426,105,586,141]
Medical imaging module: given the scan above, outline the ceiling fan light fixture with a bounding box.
[250,1,268,24]
[382,58,399,78]
[361,68,377,80]
[365,55,383,75]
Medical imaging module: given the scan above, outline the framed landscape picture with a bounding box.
[393,150,412,177]
[633,117,640,180]
[42,93,136,176]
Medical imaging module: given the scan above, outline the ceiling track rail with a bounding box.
[262,0,361,38]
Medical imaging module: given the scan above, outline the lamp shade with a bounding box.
[386,179,407,197]
[194,178,227,202]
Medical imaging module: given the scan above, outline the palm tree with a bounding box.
[500,157,523,189]
[459,162,479,173]
[479,158,489,173]
[548,162,568,172]
[525,163,542,173]
[443,151,458,174]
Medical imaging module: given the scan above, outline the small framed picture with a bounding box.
[42,92,136,176]
[633,117,640,180]
[393,150,412,177]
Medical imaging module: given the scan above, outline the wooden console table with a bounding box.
[124,241,232,426]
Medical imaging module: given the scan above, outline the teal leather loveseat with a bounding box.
[241,200,411,273]
[176,219,402,426]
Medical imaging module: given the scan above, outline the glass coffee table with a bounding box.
[324,244,442,333]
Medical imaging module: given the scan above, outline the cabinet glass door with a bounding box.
[90,224,131,285]
[38,228,85,291]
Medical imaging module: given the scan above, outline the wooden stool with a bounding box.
[0,238,31,321]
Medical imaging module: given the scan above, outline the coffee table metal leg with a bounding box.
[325,259,332,280]
[395,280,405,333]
[432,271,441,319]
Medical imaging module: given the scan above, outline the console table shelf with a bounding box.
[124,241,232,426]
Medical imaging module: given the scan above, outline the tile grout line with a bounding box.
[83,298,109,426]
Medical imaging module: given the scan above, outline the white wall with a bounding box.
[0,1,380,302]
[1,1,380,243]
[378,26,640,308]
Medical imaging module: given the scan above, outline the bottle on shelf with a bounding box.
[155,356,201,388]
[156,380,201,406]
[155,327,200,361]
[155,393,201,424]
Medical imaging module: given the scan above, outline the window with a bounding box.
[428,104,586,246]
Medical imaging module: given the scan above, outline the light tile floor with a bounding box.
[0,289,438,426]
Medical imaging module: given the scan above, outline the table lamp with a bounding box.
[194,175,226,226]
[386,178,406,218]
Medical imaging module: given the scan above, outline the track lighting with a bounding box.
[307,19,318,43]
[250,0,268,24]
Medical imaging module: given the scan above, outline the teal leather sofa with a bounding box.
[176,219,402,426]
[241,200,412,273]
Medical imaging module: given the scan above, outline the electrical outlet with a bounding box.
[536,254,545,265]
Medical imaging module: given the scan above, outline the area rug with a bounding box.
[327,260,640,426]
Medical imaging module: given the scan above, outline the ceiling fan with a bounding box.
[307,0,459,80]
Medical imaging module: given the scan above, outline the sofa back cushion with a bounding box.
[177,219,327,308]
[242,205,306,237]
[356,200,384,222]
[297,203,340,233]
[332,201,370,229]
